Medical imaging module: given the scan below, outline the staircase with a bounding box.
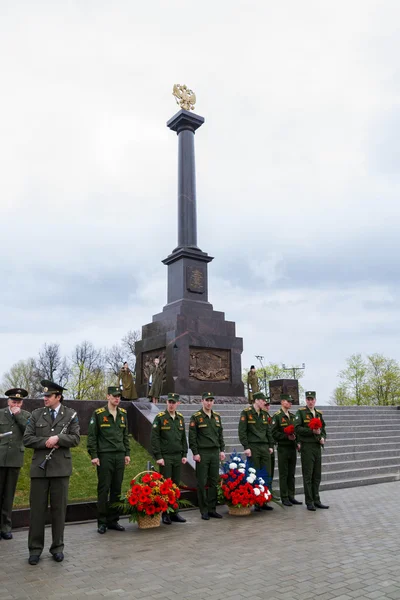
[172,404,400,493]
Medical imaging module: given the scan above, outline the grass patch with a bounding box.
[14,437,153,508]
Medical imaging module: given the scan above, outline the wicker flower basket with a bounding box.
[228,505,252,516]
[137,513,162,529]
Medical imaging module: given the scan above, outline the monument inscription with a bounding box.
[186,266,205,294]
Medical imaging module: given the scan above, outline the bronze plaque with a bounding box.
[186,266,205,294]
[142,349,166,384]
[189,348,231,381]
[269,379,299,405]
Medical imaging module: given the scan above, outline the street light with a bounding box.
[255,355,267,395]
[282,363,306,379]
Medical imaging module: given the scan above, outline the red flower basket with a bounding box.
[118,471,181,528]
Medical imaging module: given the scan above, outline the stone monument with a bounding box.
[135,85,244,400]
[269,379,300,405]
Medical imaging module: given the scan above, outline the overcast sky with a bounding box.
[1,1,399,403]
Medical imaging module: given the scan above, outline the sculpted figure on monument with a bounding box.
[189,349,230,382]
[147,356,165,404]
[119,362,138,400]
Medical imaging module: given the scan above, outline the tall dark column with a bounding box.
[167,110,204,251]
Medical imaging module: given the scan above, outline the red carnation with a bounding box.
[309,417,322,431]
[173,503,178,509]
[283,424,295,435]
[146,505,156,515]
[142,474,151,483]
[141,485,152,495]
[175,488,181,499]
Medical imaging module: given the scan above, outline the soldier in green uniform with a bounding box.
[148,356,164,404]
[295,391,329,511]
[151,392,188,525]
[238,391,274,511]
[247,366,259,404]
[0,388,30,540]
[263,395,277,497]
[271,393,302,507]
[119,362,138,400]
[87,386,131,534]
[23,380,80,565]
[189,392,225,520]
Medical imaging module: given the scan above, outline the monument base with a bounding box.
[135,299,244,398]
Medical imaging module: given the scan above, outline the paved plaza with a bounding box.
[1,481,400,600]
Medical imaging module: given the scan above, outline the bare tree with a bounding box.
[35,343,70,386]
[69,341,105,400]
[122,329,141,371]
[0,358,42,397]
[104,344,125,378]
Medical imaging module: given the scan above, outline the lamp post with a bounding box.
[255,355,267,395]
[282,363,306,379]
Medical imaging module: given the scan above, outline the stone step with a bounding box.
[290,472,400,495]
[224,440,400,453]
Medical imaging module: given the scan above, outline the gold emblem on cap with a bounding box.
[15,393,21,398]
[43,387,48,392]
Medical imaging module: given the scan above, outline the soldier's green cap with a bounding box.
[5,388,28,400]
[305,391,316,398]
[202,392,215,400]
[280,393,292,401]
[253,392,266,400]
[167,393,180,403]
[108,386,122,397]
[41,379,67,396]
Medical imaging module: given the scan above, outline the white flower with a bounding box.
[253,488,261,496]
[258,478,265,485]
[229,462,238,470]
[238,468,245,473]
[264,493,270,500]
[246,477,254,484]
[259,485,265,492]
[248,468,256,474]
[233,456,241,462]
[239,463,246,468]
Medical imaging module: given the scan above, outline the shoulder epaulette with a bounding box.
[275,409,282,414]
[95,407,106,414]
[244,407,251,412]
[177,412,184,417]
[317,410,323,414]
[119,407,127,413]
[194,411,202,416]
[156,411,165,417]
[299,407,306,410]
[213,411,220,416]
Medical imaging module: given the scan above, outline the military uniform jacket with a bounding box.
[23,405,80,478]
[87,406,130,458]
[247,372,259,394]
[0,408,30,468]
[151,410,188,460]
[295,407,327,444]
[238,406,274,450]
[189,409,225,455]
[271,409,297,447]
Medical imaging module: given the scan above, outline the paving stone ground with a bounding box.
[1,481,400,600]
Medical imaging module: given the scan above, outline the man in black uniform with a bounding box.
[0,388,30,540]
[151,392,188,524]
[23,380,80,565]
[87,386,131,534]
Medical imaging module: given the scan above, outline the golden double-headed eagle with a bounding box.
[172,84,196,111]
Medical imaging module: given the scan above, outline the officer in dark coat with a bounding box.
[87,386,131,534]
[271,393,302,506]
[151,392,188,524]
[189,392,225,521]
[295,391,329,511]
[247,366,259,404]
[0,388,30,540]
[23,380,80,565]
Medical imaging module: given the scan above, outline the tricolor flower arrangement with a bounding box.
[218,453,272,509]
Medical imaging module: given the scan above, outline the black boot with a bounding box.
[162,512,172,524]
[170,512,186,523]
